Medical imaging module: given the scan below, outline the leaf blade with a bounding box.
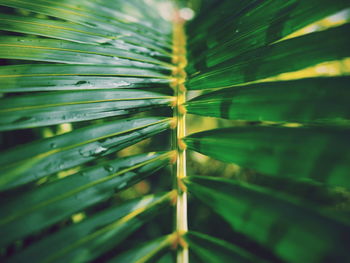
[188,24,350,90]
[184,176,350,263]
[0,0,172,49]
[186,76,350,124]
[0,89,173,130]
[0,151,173,247]
[188,0,350,71]
[109,234,175,263]
[0,64,171,92]
[6,191,175,263]
[0,12,169,58]
[0,36,171,68]
[184,126,350,189]
[0,117,172,190]
[185,231,267,263]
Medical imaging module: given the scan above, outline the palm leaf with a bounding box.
[0,151,173,247]
[185,231,267,263]
[109,234,175,263]
[1,0,350,262]
[0,89,173,130]
[0,36,171,68]
[0,0,172,49]
[189,0,350,70]
[0,64,170,92]
[6,191,175,263]
[185,126,350,188]
[184,176,350,263]
[0,117,171,190]
[186,77,350,124]
[188,24,350,89]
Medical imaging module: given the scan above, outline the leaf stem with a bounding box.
[172,13,189,263]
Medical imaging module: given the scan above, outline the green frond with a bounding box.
[0,90,173,130]
[6,192,174,263]
[109,234,175,263]
[0,117,171,190]
[185,231,267,263]
[0,64,171,92]
[184,176,350,263]
[0,152,172,247]
[1,0,350,262]
[185,126,350,188]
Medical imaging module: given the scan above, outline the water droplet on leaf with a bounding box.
[50,142,57,149]
[118,181,127,189]
[79,145,108,157]
[104,165,114,173]
[94,146,108,155]
[75,80,88,85]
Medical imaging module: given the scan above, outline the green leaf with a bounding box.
[186,76,350,124]
[184,176,350,263]
[229,171,350,213]
[0,89,173,130]
[98,0,173,36]
[0,12,115,45]
[156,253,174,263]
[6,191,175,263]
[185,231,267,263]
[0,36,171,68]
[184,126,350,189]
[1,0,349,262]
[109,234,175,263]
[0,151,173,247]
[0,0,172,53]
[0,117,171,190]
[188,0,350,71]
[0,64,170,92]
[187,24,350,90]
[0,12,169,58]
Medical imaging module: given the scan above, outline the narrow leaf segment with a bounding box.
[0,151,173,247]
[184,176,350,263]
[7,192,176,263]
[184,126,350,189]
[185,231,268,263]
[109,234,177,263]
[172,12,189,263]
[0,117,171,190]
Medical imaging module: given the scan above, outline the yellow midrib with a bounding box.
[171,16,189,263]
